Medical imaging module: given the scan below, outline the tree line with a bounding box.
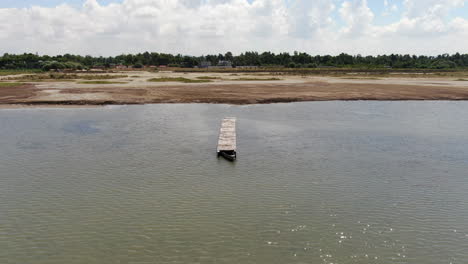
[1,51,468,70]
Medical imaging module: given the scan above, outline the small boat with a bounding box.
[217,117,237,161]
[218,150,237,161]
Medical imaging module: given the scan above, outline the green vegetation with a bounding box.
[0,69,43,76]
[196,76,221,80]
[455,78,468,81]
[78,81,127,84]
[0,82,23,87]
[41,61,86,71]
[2,52,468,70]
[148,77,212,83]
[175,68,468,78]
[7,73,127,81]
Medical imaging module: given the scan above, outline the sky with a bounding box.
[1,0,468,56]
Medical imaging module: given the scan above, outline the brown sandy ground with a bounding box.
[1,71,468,107]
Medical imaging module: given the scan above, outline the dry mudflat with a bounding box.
[1,71,468,107]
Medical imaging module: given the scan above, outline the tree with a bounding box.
[1,51,468,70]
[225,52,233,62]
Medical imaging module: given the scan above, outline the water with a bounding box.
[1,102,467,264]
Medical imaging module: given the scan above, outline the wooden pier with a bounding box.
[217,117,237,161]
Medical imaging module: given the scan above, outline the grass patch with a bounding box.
[78,81,127,84]
[0,82,24,87]
[0,69,43,76]
[196,76,220,80]
[231,77,281,81]
[196,76,221,80]
[148,77,212,83]
[174,67,468,77]
[15,79,76,82]
[341,77,382,80]
[455,78,468,81]
[7,73,128,81]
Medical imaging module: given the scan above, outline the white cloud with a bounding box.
[287,0,336,38]
[403,0,465,18]
[378,0,468,37]
[383,0,398,16]
[339,0,374,36]
[0,0,467,56]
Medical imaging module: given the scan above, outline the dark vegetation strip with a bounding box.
[6,73,127,81]
[148,77,212,83]
[231,78,281,81]
[2,52,468,71]
[77,81,128,84]
[0,69,43,76]
[196,76,221,79]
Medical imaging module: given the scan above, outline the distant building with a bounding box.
[217,60,232,67]
[199,60,233,69]
[199,61,212,68]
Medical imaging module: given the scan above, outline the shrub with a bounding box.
[41,61,66,71]
[430,60,456,69]
[41,61,85,71]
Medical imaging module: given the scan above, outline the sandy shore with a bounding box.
[1,71,468,108]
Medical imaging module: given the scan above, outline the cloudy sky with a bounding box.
[1,0,467,56]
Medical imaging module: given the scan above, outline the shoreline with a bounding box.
[3,98,468,109]
[2,71,468,108]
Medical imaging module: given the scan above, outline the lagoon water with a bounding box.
[1,102,468,264]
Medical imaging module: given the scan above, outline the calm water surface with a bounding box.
[1,102,467,264]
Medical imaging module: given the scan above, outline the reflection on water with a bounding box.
[1,102,468,264]
[62,120,100,135]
